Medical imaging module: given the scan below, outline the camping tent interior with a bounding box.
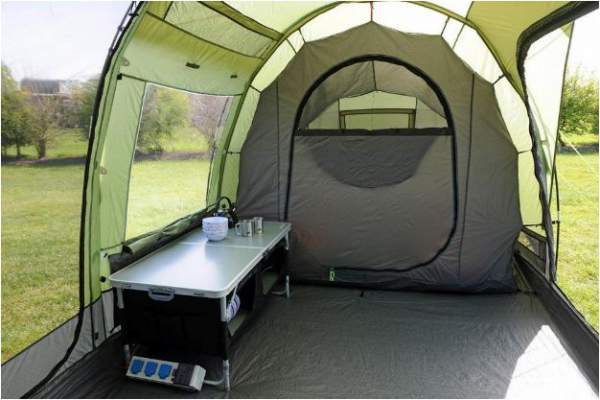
[2,1,598,398]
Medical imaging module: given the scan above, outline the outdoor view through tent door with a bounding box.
[287,59,456,276]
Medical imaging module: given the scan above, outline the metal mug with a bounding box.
[253,217,263,234]
[235,220,254,237]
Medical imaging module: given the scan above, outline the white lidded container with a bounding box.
[202,216,228,241]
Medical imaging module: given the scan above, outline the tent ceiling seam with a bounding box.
[440,15,450,36]
[492,75,505,86]
[371,61,377,91]
[298,28,307,43]
[451,24,465,49]
[286,38,297,54]
[163,2,173,20]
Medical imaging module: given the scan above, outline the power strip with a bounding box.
[126,355,206,391]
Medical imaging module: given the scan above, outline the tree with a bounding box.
[559,67,599,144]
[189,95,232,154]
[1,63,17,93]
[71,78,98,134]
[1,64,34,158]
[138,86,190,154]
[27,95,60,159]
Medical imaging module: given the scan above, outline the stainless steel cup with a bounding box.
[235,219,254,237]
[253,217,264,234]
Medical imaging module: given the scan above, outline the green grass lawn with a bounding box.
[555,151,599,330]
[1,158,211,361]
[560,132,598,148]
[3,126,208,161]
[126,158,210,239]
[2,163,83,361]
[161,126,210,154]
[4,128,88,159]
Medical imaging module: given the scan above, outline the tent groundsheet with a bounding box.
[35,285,596,399]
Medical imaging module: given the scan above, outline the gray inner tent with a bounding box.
[238,23,520,292]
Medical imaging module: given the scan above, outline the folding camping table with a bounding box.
[109,221,292,391]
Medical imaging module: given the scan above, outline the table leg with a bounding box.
[204,297,231,390]
[220,297,231,391]
[223,359,231,391]
[285,233,291,299]
[115,288,132,363]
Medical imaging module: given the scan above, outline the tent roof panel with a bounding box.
[225,1,336,32]
[300,3,371,42]
[418,0,472,17]
[134,2,584,99]
[121,13,261,95]
[374,2,448,34]
[467,1,569,91]
[217,1,577,97]
[166,2,275,57]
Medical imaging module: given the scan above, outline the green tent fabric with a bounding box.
[2,2,598,398]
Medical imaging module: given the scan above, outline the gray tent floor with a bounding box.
[38,285,597,398]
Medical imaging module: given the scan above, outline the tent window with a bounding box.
[340,108,415,130]
[126,84,232,239]
[306,92,447,131]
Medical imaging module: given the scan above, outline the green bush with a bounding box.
[559,68,599,142]
[1,64,35,158]
[70,78,98,135]
[137,86,191,154]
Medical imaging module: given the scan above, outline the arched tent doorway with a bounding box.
[284,57,457,275]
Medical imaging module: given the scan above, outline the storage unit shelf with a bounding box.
[262,270,279,295]
[228,309,249,337]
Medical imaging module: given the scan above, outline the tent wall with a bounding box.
[237,23,521,291]
[467,1,569,94]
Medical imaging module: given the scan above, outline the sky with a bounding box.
[1,1,130,81]
[567,10,599,76]
[0,2,598,82]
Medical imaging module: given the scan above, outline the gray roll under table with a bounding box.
[110,221,291,391]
